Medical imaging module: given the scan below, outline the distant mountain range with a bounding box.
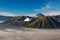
[0,15,13,21]
[0,14,60,28]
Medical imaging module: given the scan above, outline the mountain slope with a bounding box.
[2,15,60,29]
[29,16,60,29]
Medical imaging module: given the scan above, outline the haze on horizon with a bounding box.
[0,0,60,16]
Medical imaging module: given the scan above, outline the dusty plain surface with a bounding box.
[0,28,60,40]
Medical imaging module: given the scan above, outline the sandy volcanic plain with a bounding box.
[0,27,60,40]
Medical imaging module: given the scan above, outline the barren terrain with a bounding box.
[0,27,60,40]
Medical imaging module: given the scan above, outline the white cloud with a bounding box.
[33,1,60,16]
[33,1,52,14]
[45,12,60,16]
[0,12,17,16]
[41,1,52,10]
[33,1,58,16]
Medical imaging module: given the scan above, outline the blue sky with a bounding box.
[0,0,60,16]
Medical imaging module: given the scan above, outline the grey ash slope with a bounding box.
[29,15,60,29]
